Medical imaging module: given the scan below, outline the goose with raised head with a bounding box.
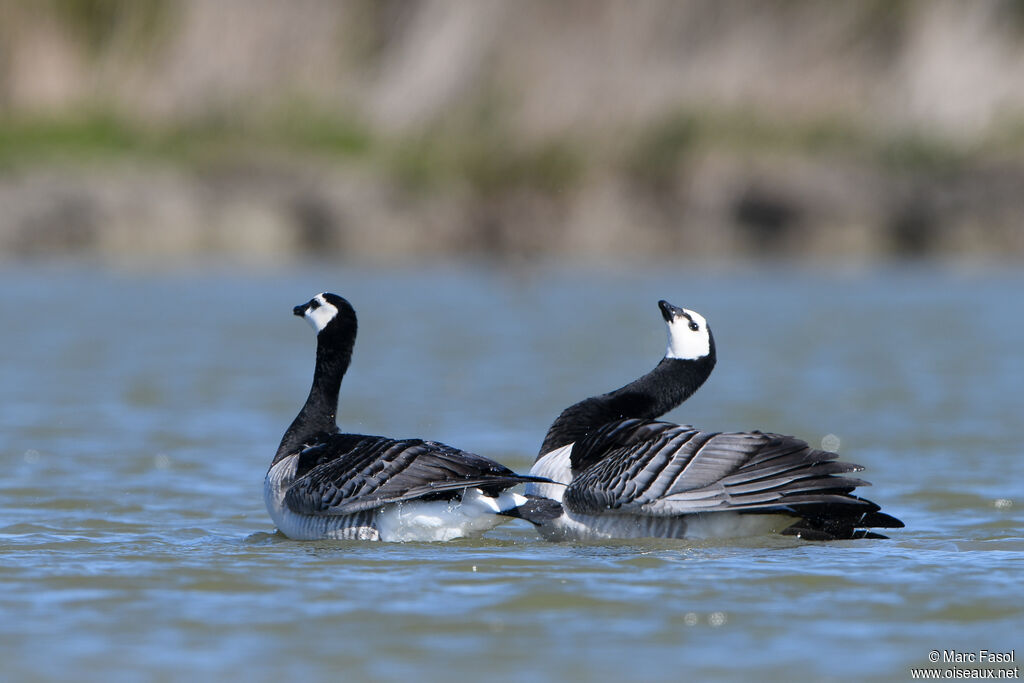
[522,300,904,541]
[264,293,543,541]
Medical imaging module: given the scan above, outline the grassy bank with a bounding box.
[1,102,996,180]
[2,105,1023,263]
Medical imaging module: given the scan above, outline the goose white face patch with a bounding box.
[304,294,339,333]
[665,308,710,360]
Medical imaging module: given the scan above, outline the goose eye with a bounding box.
[689,321,699,331]
[309,300,321,310]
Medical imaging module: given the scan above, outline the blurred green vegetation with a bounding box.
[0,103,991,192]
[0,107,374,168]
[625,108,978,177]
[388,130,583,196]
[0,103,588,196]
[47,0,172,54]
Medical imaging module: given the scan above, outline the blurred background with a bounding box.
[2,0,1023,265]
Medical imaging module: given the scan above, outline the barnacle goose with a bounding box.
[522,300,904,541]
[264,293,543,541]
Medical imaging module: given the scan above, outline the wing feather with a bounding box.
[563,421,886,521]
[284,434,542,516]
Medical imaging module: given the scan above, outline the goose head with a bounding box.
[293,292,357,338]
[658,299,712,361]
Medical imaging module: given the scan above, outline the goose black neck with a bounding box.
[273,328,354,464]
[538,343,716,457]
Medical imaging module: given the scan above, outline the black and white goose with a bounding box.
[523,300,904,541]
[264,293,542,541]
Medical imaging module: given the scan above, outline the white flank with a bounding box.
[681,511,793,539]
[665,308,710,360]
[526,443,574,503]
[264,455,340,540]
[374,488,512,542]
[536,509,793,542]
[264,455,378,540]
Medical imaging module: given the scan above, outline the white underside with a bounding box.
[527,444,795,541]
[264,455,524,542]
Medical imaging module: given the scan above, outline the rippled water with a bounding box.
[2,262,1021,682]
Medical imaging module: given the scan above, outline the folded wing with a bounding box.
[284,434,541,516]
[563,420,902,539]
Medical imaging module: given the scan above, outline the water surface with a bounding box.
[2,263,1021,682]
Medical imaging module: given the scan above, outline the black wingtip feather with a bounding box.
[777,497,905,540]
[500,495,564,525]
[782,525,891,541]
